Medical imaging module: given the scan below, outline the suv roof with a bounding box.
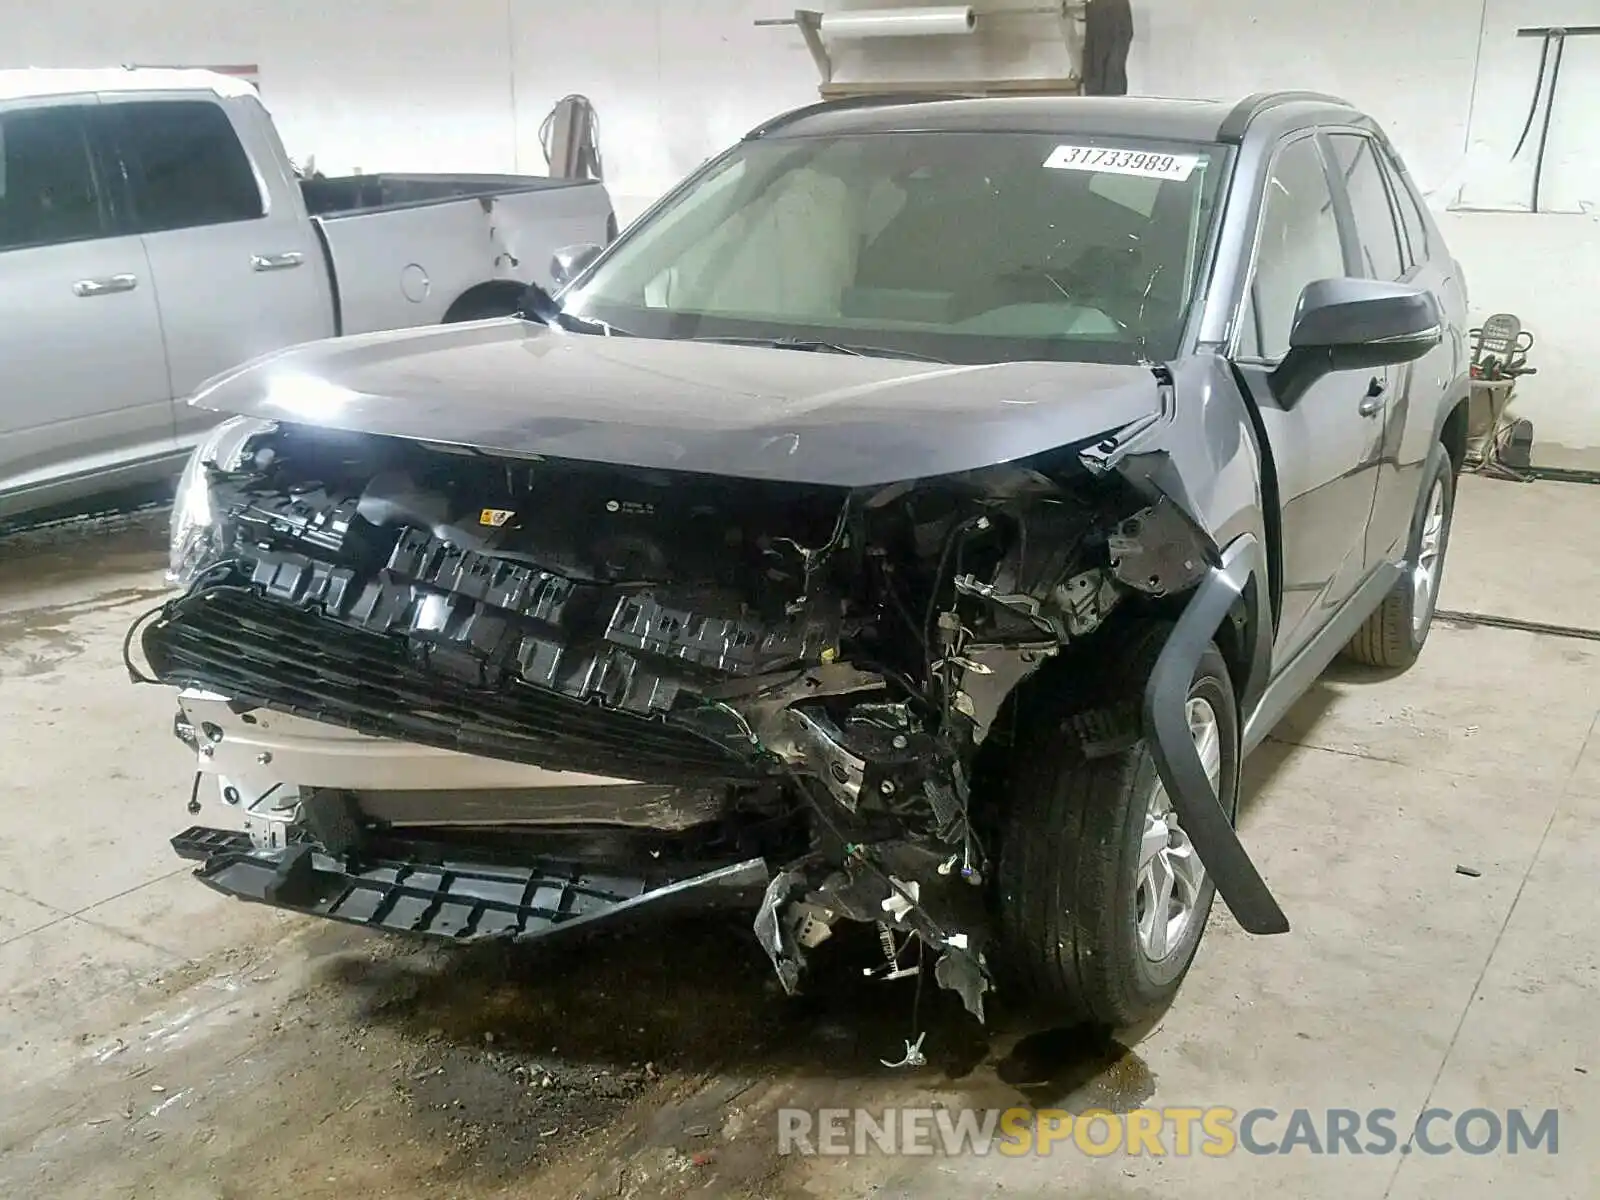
[749,91,1362,146]
[0,67,257,105]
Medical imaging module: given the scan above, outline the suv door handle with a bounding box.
[72,274,138,297]
[251,252,305,272]
[1358,377,1386,417]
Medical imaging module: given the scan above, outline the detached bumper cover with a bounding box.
[172,826,770,941]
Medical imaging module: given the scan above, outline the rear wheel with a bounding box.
[1343,449,1455,669]
[443,286,526,323]
[994,624,1239,1027]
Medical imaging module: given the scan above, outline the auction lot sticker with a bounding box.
[1043,145,1200,180]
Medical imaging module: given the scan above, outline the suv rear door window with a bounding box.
[1328,134,1405,281]
[1377,144,1429,270]
[113,100,264,232]
[0,106,106,251]
[1237,135,1345,360]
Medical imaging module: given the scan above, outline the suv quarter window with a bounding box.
[0,105,108,252]
[1327,133,1406,282]
[111,99,265,233]
[1235,133,1345,361]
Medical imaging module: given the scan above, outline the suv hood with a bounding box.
[191,319,1163,488]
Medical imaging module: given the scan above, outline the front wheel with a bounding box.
[994,624,1240,1028]
[1343,449,1455,669]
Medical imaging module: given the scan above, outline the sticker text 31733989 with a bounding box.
[1043,145,1200,181]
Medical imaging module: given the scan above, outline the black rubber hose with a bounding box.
[1531,32,1567,213]
[1512,31,1554,158]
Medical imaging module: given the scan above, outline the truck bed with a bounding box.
[307,174,615,336]
[300,172,598,218]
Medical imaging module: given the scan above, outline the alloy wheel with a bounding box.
[1410,479,1447,638]
[1135,697,1221,963]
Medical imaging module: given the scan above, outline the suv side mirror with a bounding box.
[1270,278,1443,407]
[549,242,603,289]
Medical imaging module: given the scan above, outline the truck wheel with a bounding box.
[994,623,1239,1028]
[443,285,526,323]
[1342,449,1455,670]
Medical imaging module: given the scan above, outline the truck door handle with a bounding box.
[1358,377,1386,417]
[72,274,138,297]
[251,252,305,272]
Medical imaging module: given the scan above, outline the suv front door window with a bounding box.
[1231,133,1386,659]
[1237,135,1347,360]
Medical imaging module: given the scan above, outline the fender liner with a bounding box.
[1142,534,1289,936]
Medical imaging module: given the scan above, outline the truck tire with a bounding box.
[994,622,1239,1027]
[443,284,527,323]
[1342,449,1455,670]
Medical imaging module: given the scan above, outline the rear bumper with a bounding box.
[173,825,769,941]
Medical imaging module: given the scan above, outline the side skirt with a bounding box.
[1241,562,1403,755]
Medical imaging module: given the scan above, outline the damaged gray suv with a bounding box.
[139,92,1470,1028]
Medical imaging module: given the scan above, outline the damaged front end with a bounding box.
[143,413,1248,1021]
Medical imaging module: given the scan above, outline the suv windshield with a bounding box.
[563,131,1225,365]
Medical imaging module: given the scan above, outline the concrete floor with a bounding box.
[0,474,1595,1199]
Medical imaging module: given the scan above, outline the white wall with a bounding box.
[5,0,1598,464]
[1131,0,1600,466]
[1457,0,1600,214]
[504,0,819,223]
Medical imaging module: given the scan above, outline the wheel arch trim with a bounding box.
[1143,533,1289,936]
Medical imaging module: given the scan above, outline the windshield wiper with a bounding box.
[687,335,950,364]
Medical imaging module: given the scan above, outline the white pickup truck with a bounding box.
[0,68,616,521]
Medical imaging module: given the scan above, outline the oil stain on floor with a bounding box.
[0,906,1159,1200]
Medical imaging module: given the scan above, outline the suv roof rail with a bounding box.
[1217,90,1354,142]
[743,92,965,139]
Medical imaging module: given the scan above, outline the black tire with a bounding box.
[994,623,1240,1028]
[1342,449,1455,669]
[443,289,525,323]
